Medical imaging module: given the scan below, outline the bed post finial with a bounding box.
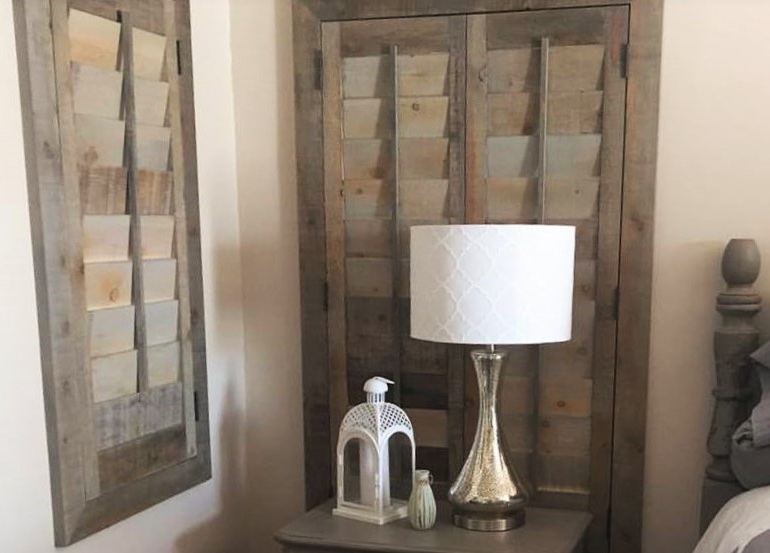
[702,239,762,532]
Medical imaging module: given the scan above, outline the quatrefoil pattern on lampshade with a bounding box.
[410,225,576,345]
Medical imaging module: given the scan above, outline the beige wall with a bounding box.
[644,1,770,552]
[0,1,248,552]
[228,1,306,552]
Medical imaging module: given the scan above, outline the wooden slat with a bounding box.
[346,258,408,298]
[82,215,130,262]
[132,27,166,81]
[345,220,390,257]
[405,409,448,449]
[147,341,180,387]
[84,261,133,310]
[80,166,127,214]
[538,454,591,493]
[546,135,602,177]
[402,373,448,410]
[140,215,175,258]
[135,77,170,126]
[486,177,600,221]
[400,138,449,179]
[402,339,448,375]
[143,258,177,302]
[539,417,591,457]
[75,114,126,168]
[488,93,538,136]
[487,136,537,178]
[136,124,171,171]
[487,48,540,94]
[500,415,535,453]
[540,378,593,418]
[340,17,449,57]
[129,0,167,35]
[72,63,123,120]
[343,97,449,139]
[500,375,535,416]
[68,8,121,70]
[89,305,135,357]
[346,298,392,336]
[343,140,392,180]
[91,350,138,403]
[342,54,450,99]
[487,9,608,48]
[98,425,186,492]
[322,21,348,491]
[93,382,184,449]
[145,299,179,346]
[137,169,173,214]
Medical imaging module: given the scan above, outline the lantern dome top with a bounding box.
[339,401,413,442]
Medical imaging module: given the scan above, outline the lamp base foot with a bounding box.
[452,509,525,532]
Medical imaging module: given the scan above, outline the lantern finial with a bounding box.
[364,376,394,404]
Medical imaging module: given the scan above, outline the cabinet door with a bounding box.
[322,15,467,497]
[465,6,628,549]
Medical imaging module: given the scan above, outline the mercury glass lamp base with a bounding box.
[453,509,526,532]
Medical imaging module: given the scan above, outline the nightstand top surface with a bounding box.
[275,501,591,553]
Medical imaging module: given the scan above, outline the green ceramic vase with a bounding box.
[408,470,437,530]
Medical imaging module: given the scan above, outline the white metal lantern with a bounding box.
[334,377,416,525]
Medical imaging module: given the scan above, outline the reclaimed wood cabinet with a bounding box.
[294,2,661,552]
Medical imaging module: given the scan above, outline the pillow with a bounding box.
[694,486,770,553]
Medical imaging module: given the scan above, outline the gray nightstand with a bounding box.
[275,501,591,553]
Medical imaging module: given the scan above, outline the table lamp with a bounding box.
[410,224,576,531]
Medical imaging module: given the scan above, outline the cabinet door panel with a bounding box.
[467,7,628,551]
[323,15,467,498]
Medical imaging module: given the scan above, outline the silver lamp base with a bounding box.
[448,348,528,532]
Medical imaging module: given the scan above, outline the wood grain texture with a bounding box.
[91,349,138,403]
[611,2,663,552]
[293,0,332,509]
[80,166,128,214]
[322,21,348,491]
[89,305,135,357]
[93,382,183,449]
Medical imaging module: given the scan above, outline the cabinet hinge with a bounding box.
[193,390,200,421]
[176,40,183,75]
[620,43,629,79]
[314,49,324,90]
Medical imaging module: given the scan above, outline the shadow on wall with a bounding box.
[175,381,248,553]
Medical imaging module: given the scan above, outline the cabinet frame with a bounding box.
[294,1,661,552]
[13,0,211,545]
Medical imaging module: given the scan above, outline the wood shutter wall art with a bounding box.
[13,0,210,545]
[306,3,655,553]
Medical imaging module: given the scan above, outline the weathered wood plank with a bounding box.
[82,215,130,262]
[68,8,121,70]
[136,124,171,171]
[487,9,607,48]
[343,97,450,139]
[91,350,138,403]
[488,92,603,136]
[346,258,409,298]
[137,169,173,214]
[89,305,135,357]
[487,136,537,178]
[486,177,600,221]
[405,408,448,449]
[145,299,179,346]
[546,135,602,177]
[135,77,170,126]
[75,114,126,168]
[80,166,127,215]
[98,425,186,492]
[342,54,450,98]
[400,138,449,179]
[93,382,184,449]
[140,215,175,259]
[539,417,591,457]
[132,27,166,81]
[322,21,348,490]
[538,454,591,494]
[72,63,123,120]
[147,341,180,387]
[341,18,449,57]
[540,379,593,418]
[143,258,177,302]
[84,261,133,310]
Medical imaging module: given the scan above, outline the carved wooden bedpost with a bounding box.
[701,239,762,532]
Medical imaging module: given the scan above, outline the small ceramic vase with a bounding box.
[408,469,437,530]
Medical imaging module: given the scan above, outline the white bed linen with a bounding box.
[695,486,770,553]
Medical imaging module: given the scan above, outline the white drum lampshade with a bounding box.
[410,224,576,346]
